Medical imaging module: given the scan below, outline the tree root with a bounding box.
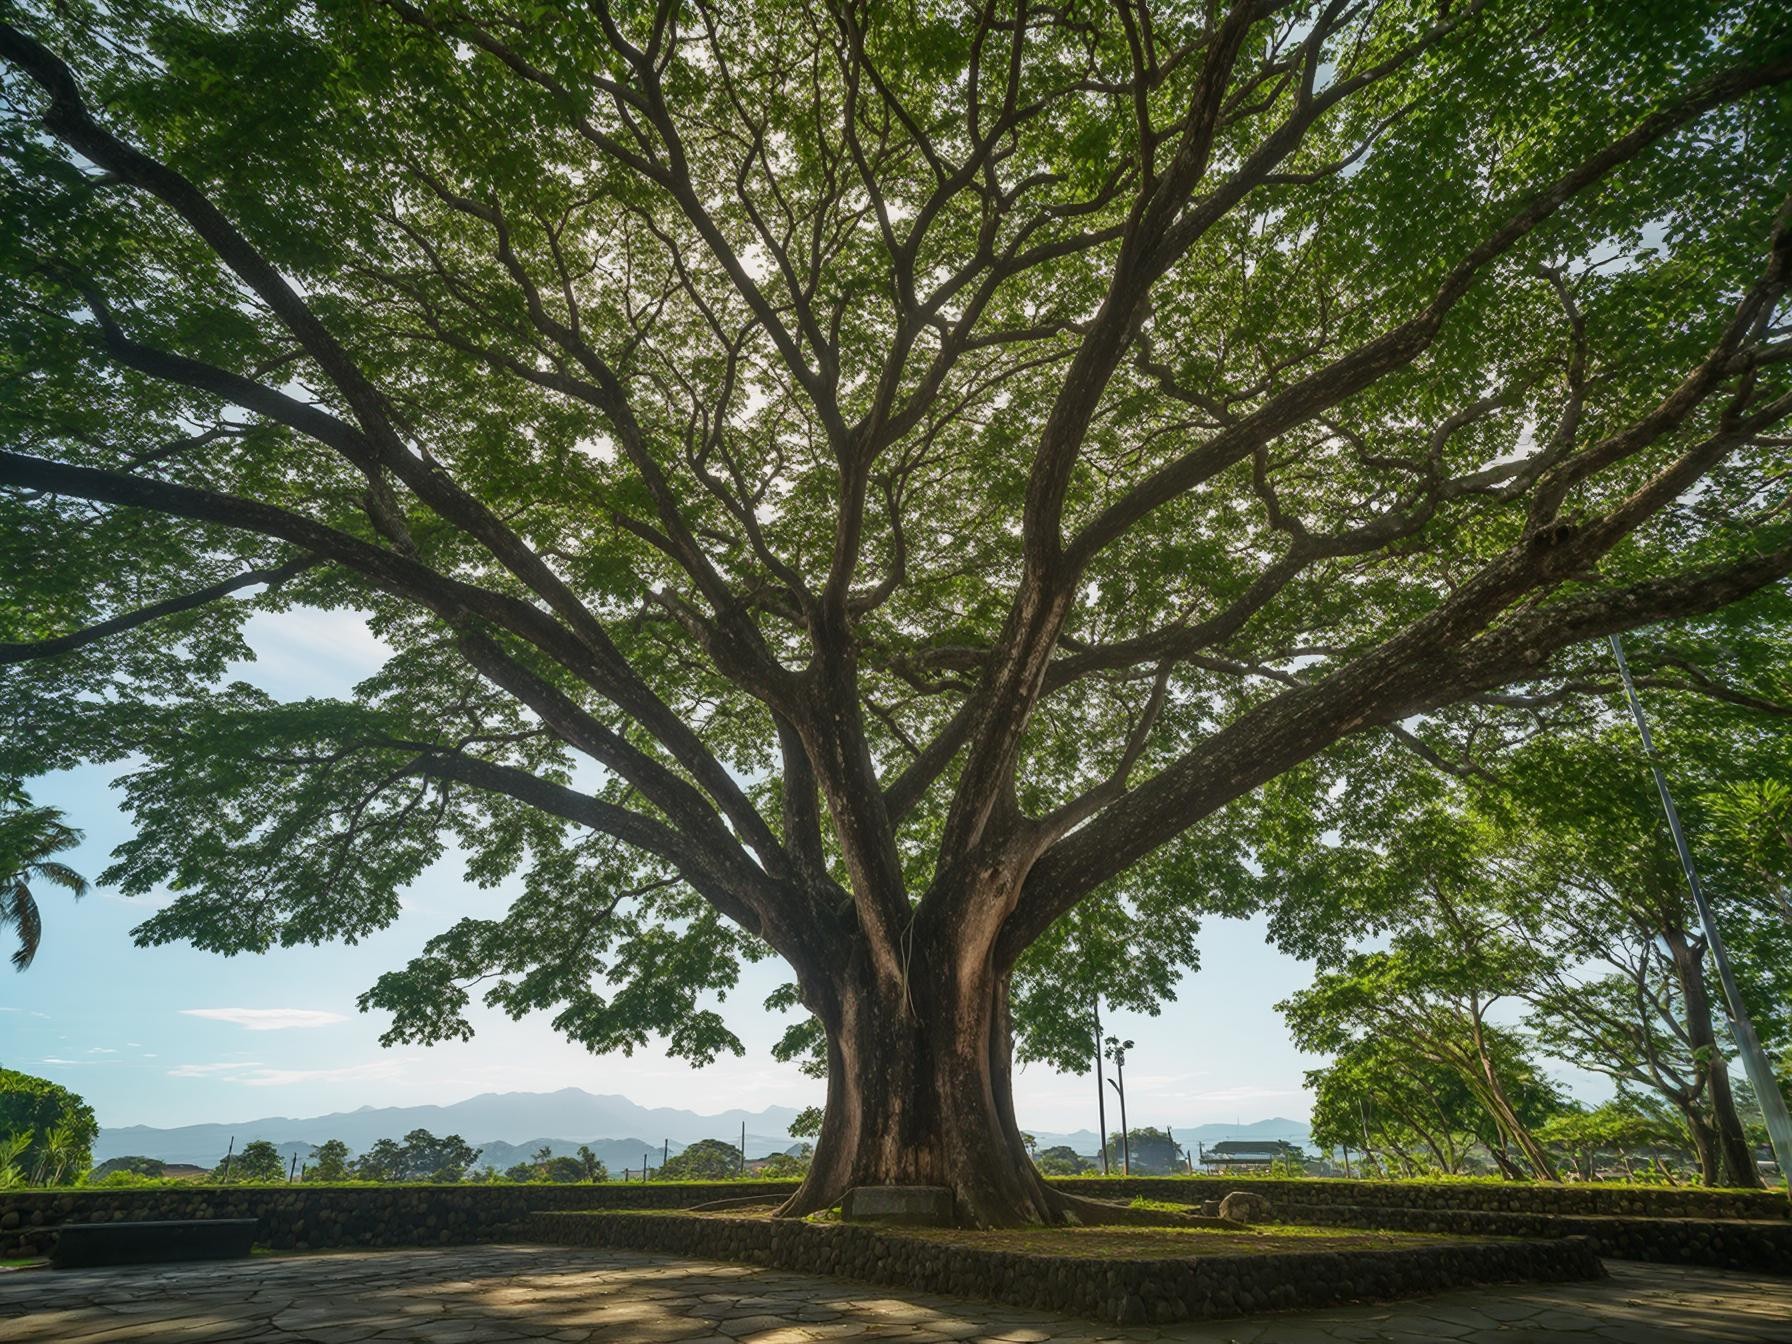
[1048,1189,1246,1229]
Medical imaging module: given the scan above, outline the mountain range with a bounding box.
[95,1087,1310,1168]
[95,1087,807,1169]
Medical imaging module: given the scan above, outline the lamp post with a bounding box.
[1105,1035,1133,1176]
[1092,993,1110,1176]
[1609,634,1792,1196]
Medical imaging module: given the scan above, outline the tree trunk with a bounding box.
[1664,923,1763,1189]
[774,938,1067,1227]
[1681,1101,1722,1186]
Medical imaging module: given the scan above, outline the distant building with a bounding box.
[1196,1140,1304,1173]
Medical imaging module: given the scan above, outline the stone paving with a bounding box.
[0,1243,1788,1343]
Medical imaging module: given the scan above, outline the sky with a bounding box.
[0,604,1602,1138]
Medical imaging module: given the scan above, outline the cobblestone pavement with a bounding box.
[1,1244,1787,1343]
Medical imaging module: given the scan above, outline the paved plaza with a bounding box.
[1,1244,1787,1343]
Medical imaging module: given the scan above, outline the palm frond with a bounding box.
[5,882,41,971]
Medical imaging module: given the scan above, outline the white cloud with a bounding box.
[240,1060,410,1088]
[180,1008,348,1031]
[88,1047,116,1054]
[166,1058,409,1087]
[41,1057,78,1065]
[168,1062,265,1078]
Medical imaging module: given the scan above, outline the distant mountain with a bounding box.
[472,1136,802,1175]
[97,1087,1309,1170]
[1029,1117,1312,1159]
[95,1087,808,1169]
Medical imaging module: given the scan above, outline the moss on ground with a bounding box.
[657,1207,1462,1258]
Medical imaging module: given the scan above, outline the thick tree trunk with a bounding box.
[1664,923,1763,1189]
[774,944,1066,1227]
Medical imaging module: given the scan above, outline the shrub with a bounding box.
[0,1068,97,1185]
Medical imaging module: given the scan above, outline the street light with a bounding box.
[1105,1035,1133,1176]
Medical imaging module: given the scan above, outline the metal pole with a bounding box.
[1093,994,1110,1175]
[740,1121,746,1177]
[1610,633,1792,1195]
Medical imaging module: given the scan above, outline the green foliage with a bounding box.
[787,1107,823,1141]
[752,1150,810,1179]
[659,1138,742,1181]
[0,781,87,970]
[1103,1126,1185,1177]
[218,1139,286,1184]
[2,1,1790,1196]
[89,1155,166,1180]
[348,1129,481,1182]
[307,1138,351,1182]
[1034,1145,1093,1177]
[0,1068,96,1185]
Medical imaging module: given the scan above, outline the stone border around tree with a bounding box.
[1274,1201,1792,1275]
[1056,1176,1790,1221]
[0,1181,801,1259]
[523,1209,1605,1326]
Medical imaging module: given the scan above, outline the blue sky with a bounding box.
[0,604,1595,1136]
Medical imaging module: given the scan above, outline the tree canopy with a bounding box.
[3,0,1790,1223]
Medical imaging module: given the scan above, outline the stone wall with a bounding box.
[1276,1201,1792,1275]
[526,1210,1604,1326]
[0,1181,800,1258]
[1054,1176,1790,1222]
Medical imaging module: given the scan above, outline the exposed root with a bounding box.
[1048,1189,1246,1230]
[687,1195,788,1213]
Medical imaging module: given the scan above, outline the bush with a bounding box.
[0,1068,97,1185]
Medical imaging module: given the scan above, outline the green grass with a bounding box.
[1045,1172,1773,1193]
[604,1209,1462,1259]
[891,1222,1464,1259]
[0,1257,46,1270]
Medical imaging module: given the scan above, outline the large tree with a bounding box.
[3,0,1790,1224]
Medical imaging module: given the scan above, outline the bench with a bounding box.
[51,1218,257,1269]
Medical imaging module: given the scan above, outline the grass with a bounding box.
[889,1222,1464,1259]
[0,1257,46,1271]
[643,1207,1464,1259]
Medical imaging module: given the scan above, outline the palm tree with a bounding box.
[0,783,88,970]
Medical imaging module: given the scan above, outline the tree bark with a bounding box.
[1664,923,1764,1188]
[773,928,1067,1227]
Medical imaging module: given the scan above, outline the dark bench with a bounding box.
[51,1218,257,1269]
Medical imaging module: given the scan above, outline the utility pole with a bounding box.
[662,1138,669,1175]
[1611,634,1792,1197]
[644,1149,652,1180]
[740,1121,746,1177]
[221,1136,234,1183]
[1092,994,1110,1175]
[288,1153,298,1184]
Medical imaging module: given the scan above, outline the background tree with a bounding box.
[1033,1145,1093,1177]
[0,1068,97,1186]
[307,1138,352,1182]
[394,1128,482,1181]
[1102,1125,1183,1176]
[4,0,1791,1224]
[352,1138,406,1183]
[659,1138,743,1181]
[0,782,87,970]
[218,1138,287,1183]
[576,1144,608,1182]
[1305,1033,1505,1177]
[89,1155,166,1180]
[1537,1096,1691,1182]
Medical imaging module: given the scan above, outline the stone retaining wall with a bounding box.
[1056,1176,1790,1221]
[526,1209,1604,1326]
[1276,1201,1792,1275]
[0,1181,800,1258]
